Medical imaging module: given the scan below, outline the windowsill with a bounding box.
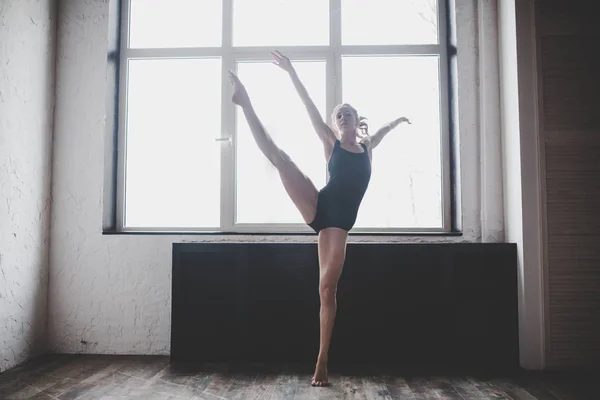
[101,230,464,237]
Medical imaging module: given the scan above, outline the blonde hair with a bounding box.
[331,103,369,139]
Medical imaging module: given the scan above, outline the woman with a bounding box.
[228,50,410,387]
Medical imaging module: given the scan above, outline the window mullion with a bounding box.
[437,0,451,232]
[330,0,342,49]
[327,0,339,127]
[331,0,342,106]
[329,0,342,183]
[221,0,235,232]
[116,0,131,230]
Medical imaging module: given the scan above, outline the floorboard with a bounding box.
[0,355,596,399]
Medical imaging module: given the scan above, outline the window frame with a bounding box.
[114,0,452,234]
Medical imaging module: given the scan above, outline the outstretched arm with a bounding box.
[364,117,411,150]
[272,51,336,146]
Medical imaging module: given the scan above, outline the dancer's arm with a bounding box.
[272,51,336,146]
[363,117,411,150]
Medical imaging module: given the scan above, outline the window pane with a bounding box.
[236,61,326,224]
[342,56,442,228]
[125,58,222,228]
[233,0,328,46]
[129,0,222,48]
[342,0,438,45]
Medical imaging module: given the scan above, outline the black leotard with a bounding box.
[308,140,371,233]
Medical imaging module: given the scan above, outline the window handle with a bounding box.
[215,137,232,143]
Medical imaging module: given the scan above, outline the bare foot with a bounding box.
[228,70,250,107]
[311,362,329,387]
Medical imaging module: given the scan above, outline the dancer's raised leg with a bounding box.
[230,71,318,223]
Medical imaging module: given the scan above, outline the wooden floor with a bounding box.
[0,355,596,399]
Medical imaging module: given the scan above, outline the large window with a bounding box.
[117,0,450,233]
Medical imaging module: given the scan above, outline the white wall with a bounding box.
[498,0,545,369]
[478,0,505,243]
[0,0,56,372]
[49,0,493,355]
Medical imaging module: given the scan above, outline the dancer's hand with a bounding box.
[394,117,411,126]
[271,50,294,73]
[228,70,250,107]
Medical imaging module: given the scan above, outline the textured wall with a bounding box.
[49,0,486,355]
[0,0,56,372]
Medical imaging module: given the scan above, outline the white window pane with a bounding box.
[129,0,222,48]
[342,56,442,228]
[236,61,327,224]
[125,58,222,228]
[342,0,438,45]
[233,0,328,46]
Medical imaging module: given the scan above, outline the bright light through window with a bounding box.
[129,0,222,48]
[233,0,329,46]
[342,0,438,45]
[124,58,222,228]
[342,56,443,228]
